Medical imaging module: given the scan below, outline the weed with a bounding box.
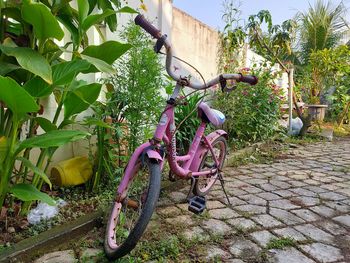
[266,237,296,249]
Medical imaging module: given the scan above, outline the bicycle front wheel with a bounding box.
[193,136,227,196]
[104,157,161,260]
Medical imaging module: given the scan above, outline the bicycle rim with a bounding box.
[104,158,161,259]
[194,136,227,196]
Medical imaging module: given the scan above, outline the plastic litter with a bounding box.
[291,117,303,136]
[27,199,67,225]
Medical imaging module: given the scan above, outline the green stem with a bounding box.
[0,115,19,208]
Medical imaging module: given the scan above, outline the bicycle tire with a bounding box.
[104,158,161,260]
[193,136,227,196]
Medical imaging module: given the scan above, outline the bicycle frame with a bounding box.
[116,86,227,198]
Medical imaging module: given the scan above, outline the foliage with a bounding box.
[309,45,350,124]
[266,237,296,249]
[103,22,165,156]
[297,0,347,63]
[174,92,204,155]
[0,0,133,211]
[213,69,283,145]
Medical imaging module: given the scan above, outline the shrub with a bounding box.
[213,69,283,145]
[103,21,165,155]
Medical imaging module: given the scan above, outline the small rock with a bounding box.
[7,227,15,233]
[34,250,77,263]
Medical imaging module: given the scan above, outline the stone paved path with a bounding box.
[156,138,350,262]
[34,138,350,262]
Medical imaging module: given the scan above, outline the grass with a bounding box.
[266,237,297,249]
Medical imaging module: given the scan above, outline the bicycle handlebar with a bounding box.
[134,14,258,90]
[135,14,162,39]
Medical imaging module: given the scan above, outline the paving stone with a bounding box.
[291,209,321,221]
[269,208,305,225]
[202,219,232,236]
[290,188,317,197]
[224,196,247,206]
[209,207,239,219]
[288,180,308,187]
[288,196,320,207]
[239,194,267,206]
[206,200,226,210]
[333,215,350,227]
[206,246,231,260]
[235,204,266,215]
[309,205,336,217]
[34,250,77,263]
[268,247,315,263]
[257,192,281,201]
[294,224,334,243]
[157,206,181,217]
[250,230,276,247]
[272,227,307,242]
[183,226,208,240]
[260,183,279,192]
[227,217,257,231]
[316,220,348,235]
[274,189,297,198]
[165,214,194,226]
[228,239,260,259]
[324,201,350,213]
[300,243,344,263]
[168,191,187,203]
[319,192,347,201]
[252,214,284,228]
[336,187,350,197]
[270,199,300,210]
[270,180,292,189]
[304,186,328,193]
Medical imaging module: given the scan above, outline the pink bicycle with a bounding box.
[104,15,258,260]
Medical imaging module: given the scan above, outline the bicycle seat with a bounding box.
[198,102,225,127]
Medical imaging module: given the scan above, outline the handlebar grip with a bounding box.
[239,74,258,85]
[135,14,162,39]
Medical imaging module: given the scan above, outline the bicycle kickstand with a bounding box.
[186,177,196,202]
[218,173,232,207]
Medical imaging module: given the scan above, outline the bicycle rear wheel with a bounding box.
[104,158,161,260]
[193,136,227,196]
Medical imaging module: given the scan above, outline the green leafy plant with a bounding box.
[175,92,204,155]
[0,0,134,212]
[103,21,165,156]
[213,69,283,145]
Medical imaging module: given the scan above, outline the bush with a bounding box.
[103,21,165,155]
[213,69,283,145]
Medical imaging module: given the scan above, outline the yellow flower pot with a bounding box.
[51,156,93,187]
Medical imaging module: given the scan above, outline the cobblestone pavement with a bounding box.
[156,138,350,262]
[34,138,350,263]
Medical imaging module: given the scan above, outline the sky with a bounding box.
[173,0,350,31]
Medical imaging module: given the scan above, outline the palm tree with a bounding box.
[298,0,347,62]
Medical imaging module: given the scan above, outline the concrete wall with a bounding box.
[171,7,219,83]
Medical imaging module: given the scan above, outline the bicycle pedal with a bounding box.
[188,196,206,214]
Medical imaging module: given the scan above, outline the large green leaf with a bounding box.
[82,9,115,32]
[0,62,20,76]
[0,76,39,116]
[77,0,89,24]
[81,54,115,74]
[23,76,53,98]
[15,130,89,155]
[117,6,138,14]
[21,1,64,41]
[0,43,53,84]
[17,157,52,189]
[52,59,91,85]
[64,83,102,119]
[82,41,131,65]
[10,184,56,206]
[35,117,57,132]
